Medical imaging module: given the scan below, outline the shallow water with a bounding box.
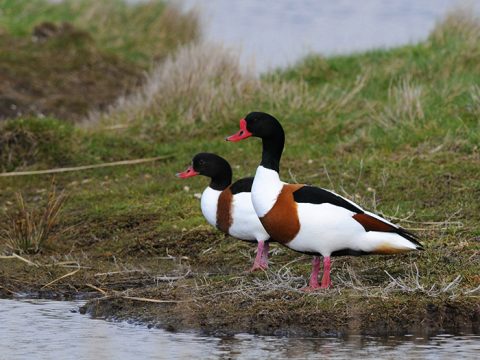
[0,299,479,360]
[180,0,478,72]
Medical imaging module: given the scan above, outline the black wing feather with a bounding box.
[230,177,254,195]
[293,186,363,213]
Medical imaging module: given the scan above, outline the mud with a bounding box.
[81,291,480,337]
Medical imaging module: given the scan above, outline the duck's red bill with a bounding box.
[226,118,252,142]
[176,165,199,178]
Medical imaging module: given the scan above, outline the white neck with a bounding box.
[251,165,283,217]
[200,187,221,227]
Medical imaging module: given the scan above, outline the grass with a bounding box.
[0,5,479,335]
[1,183,67,254]
[0,0,200,65]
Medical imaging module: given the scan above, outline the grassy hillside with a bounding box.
[0,0,199,65]
[0,0,199,120]
[0,6,478,335]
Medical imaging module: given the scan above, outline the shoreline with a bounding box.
[2,249,479,338]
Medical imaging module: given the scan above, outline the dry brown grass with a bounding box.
[1,183,67,254]
[0,125,38,170]
[92,42,368,133]
[429,7,480,47]
[260,73,367,119]
[376,78,424,128]
[334,263,479,299]
[93,42,258,128]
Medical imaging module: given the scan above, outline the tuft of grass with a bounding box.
[0,118,74,172]
[376,77,425,128]
[1,183,67,254]
[429,8,480,48]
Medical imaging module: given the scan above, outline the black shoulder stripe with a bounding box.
[230,177,254,195]
[292,186,363,213]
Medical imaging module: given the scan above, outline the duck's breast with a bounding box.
[257,183,303,245]
[200,187,221,228]
[251,166,284,217]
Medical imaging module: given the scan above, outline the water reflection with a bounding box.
[0,299,479,360]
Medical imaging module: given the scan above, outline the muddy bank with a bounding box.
[1,226,478,337]
[81,291,480,337]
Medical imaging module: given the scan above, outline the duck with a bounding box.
[226,112,423,290]
[177,152,271,271]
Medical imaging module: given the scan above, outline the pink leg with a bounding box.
[320,256,332,289]
[260,241,269,268]
[249,241,268,272]
[301,256,321,291]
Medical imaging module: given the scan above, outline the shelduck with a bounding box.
[177,152,271,271]
[226,112,423,290]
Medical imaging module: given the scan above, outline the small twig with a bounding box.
[155,256,190,261]
[43,261,91,269]
[0,285,19,295]
[94,269,146,277]
[322,164,335,189]
[388,208,463,227]
[384,270,408,290]
[465,285,480,295]
[121,296,188,304]
[86,283,108,295]
[0,253,39,267]
[288,168,298,183]
[278,256,307,272]
[155,270,191,282]
[41,267,81,289]
[0,155,173,177]
[442,275,462,293]
[354,159,364,190]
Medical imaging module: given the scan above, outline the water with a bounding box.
[180,0,478,72]
[0,299,479,360]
